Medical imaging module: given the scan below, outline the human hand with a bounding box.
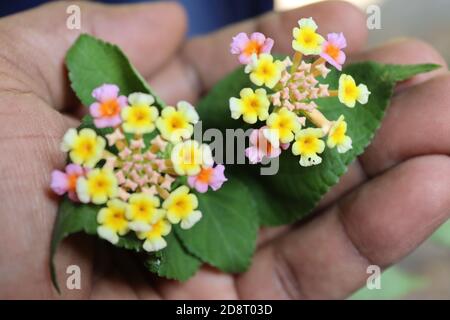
[0,1,448,299]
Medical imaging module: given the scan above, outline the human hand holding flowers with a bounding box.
[0,1,449,299]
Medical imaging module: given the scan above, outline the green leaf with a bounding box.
[116,233,143,252]
[145,232,201,281]
[234,171,301,225]
[384,63,440,82]
[68,34,162,151]
[66,34,165,109]
[50,197,99,292]
[197,61,439,226]
[175,177,258,273]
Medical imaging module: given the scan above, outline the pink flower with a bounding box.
[320,33,347,71]
[230,32,274,64]
[245,127,282,164]
[188,164,227,193]
[89,84,128,128]
[50,164,85,201]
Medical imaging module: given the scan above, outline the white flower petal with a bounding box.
[201,144,214,167]
[244,53,258,73]
[61,128,77,152]
[76,177,90,203]
[298,17,318,30]
[357,84,371,104]
[299,154,322,167]
[229,97,243,119]
[128,92,154,106]
[180,210,202,230]
[262,128,280,149]
[97,226,119,245]
[143,237,167,252]
[128,221,152,232]
[337,136,352,153]
[177,101,199,124]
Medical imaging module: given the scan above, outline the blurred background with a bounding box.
[277,0,450,64]
[1,0,449,299]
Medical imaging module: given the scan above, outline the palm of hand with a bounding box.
[0,1,449,299]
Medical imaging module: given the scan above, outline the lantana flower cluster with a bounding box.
[229,18,371,166]
[51,84,226,252]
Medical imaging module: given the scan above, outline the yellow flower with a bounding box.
[266,107,302,143]
[156,101,199,143]
[137,219,172,252]
[327,115,352,153]
[292,128,325,167]
[292,18,325,55]
[171,140,213,176]
[229,88,270,124]
[163,186,202,229]
[121,93,159,134]
[61,128,105,168]
[76,168,118,204]
[97,199,129,245]
[248,53,284,89]
[338,74,371,108]
[126,193,165,232]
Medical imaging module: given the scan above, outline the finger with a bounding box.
[257,226,290,247]
[315,40,448,209]
[147,57,200,105]
[315,161,367,210]
[0,91,92,298]
[360,73,450,176]
[236,155,450,299]
[148,0,368,103]
[0,1,186,108]
[90,248,161,299]
[156,267,238,299]
[257,162,366,248]
[350,38,448,90]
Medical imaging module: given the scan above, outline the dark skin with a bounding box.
[0,1,449,299]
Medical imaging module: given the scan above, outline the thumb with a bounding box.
[0,1,186,107]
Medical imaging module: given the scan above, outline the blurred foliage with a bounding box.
[431,219,450,247]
